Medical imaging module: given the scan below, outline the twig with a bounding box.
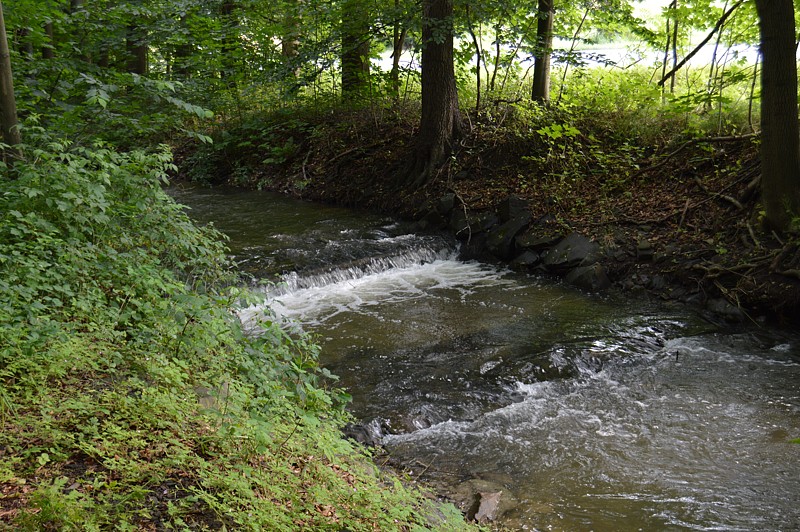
[448,188,472,244]
[718,194,743,210]
[746,221,761,248]
[693,262,758,278]
[694,176,743,210]
[739,173,761,203]
[491,98,523,106]
[769,242,792,270]
[413,459,434,481]
[678,198,691,229]
[327,139,390,165]
[632,133,758,178]
[778,269,800,281]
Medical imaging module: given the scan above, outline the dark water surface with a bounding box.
[172,184,800,531]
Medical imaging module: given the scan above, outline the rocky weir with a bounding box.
[413,192,750,322]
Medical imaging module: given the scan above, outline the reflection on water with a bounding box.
[172,184,800,531]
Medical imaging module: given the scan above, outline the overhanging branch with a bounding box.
[658,0,744,87]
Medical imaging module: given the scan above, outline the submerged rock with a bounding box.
[473,491,503,523]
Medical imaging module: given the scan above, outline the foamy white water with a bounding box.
[241,257,516,328]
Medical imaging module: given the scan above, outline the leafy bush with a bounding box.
[0,134,470,529]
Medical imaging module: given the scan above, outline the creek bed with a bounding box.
[172,184,800,530]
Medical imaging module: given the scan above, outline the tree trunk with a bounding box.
[399,0,462,190]
[280,0,301,79]
[220,1,239,81]
[0,0,21,148]
[389,3,407,104]
[670,0,678,93]
[465,5,481,111]
[531,0,553,103]
[755,0,800,231]
[16,28,33,60]
[42,21,54,59]
[126,24,148,74]
[341,0,371,98]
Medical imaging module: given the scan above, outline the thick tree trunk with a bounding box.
[531,0,553,103]
[280,0,301,79]
[755,0,800,231]
[0,0,21,148]
[399,0,462,189]
[341,0,371,98]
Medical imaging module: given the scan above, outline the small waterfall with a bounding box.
[272,240,459,295]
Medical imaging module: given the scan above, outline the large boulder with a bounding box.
[497,195,530,222]
[516,231,563,252]
[436,193,457,216]
[459,233,492,261]
[541,232,600,272]
[515,214,564,251]
[450,209,498,241]
[449,208,470,237]
[486,212,532,260]
[510,250,541,270]
[565,263,611,291]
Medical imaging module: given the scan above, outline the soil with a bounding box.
[178,106,800,326]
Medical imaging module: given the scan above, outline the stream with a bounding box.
[171,185,800,530]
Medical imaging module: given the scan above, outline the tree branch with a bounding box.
[658,0,744,87]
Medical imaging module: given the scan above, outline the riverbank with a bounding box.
[0,140,478,530]
[179,103,800,326]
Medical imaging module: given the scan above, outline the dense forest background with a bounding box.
[1,0,800,528]
[1,0,799,228]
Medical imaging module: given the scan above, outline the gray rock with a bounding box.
[706,297,745,320]
[459,233,491,261]
[486,213,532,260]
[510,250,541,269]
[565,263,611,291]
[449,208,470,238]
[497,195,530,222]
[450,479,517,524]
[637,238,654,261]
[437,193,457,215]
[342,418,388,447]
[474,491,503,523]
[420,208,446,229]
[471,211,499,232]
[542,233,599,271]
[516,231,563,251]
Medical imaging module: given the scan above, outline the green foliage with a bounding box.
[0,135,472,530]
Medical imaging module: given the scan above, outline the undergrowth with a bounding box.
[0,131,475,530]
[181,64,757,200]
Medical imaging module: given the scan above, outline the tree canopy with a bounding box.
[1,0,798,226]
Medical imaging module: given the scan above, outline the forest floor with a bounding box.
[179,104,800,326]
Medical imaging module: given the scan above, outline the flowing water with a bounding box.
[172,185,800,531]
